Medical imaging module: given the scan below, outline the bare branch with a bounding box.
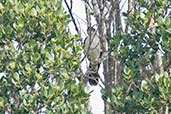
[70,0,73,10]
[73,13,87,25]
[64,0,80,34]
[85,0,91,28]
[115,0,123,32]
[92,0,99,22]
[165,106,169,114]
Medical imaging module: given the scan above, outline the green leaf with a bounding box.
[163,72,168,78]
[49,88,55,95]
[48,88,55,99]
[0,97,4,107]
[151,98,155,104]
[25,63,30,71]
[17,19,24,28]
[101,89,106,95]
[159,87,163,93]
[27,94,33,103]
[28,0,35,5]
[59,81,64,90]
[162,36,168,42]
[122,12,128,17]
[81,108,88,114]
[11,78,16,85]
[76,45,82,51]
[33,52,41,62]
[163,78,168,87]
[9,61,16,69]
[61,68,67,76]
[0,25,6,34]
[6,25,12,34]
[157,16,164,25]
[18,4,24,13]
[36,73,42,80]
[165,17,170,25]
[13,72,20,81]
[30,39,36,47]
[112,95,119,106]
[46,52,52,59]
[115,84,121,93]
[141,80,148,91]
[124,68,132,76]
[31,8,37,16]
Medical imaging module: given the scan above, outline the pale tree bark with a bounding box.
[149,8,165,114]
[154,51,164,75]
[85,0,91,28]
[125,0,133,33]
[148,8,164,76]
[65,0,124,113]
[114,0,122,86]
[84,0,123,113]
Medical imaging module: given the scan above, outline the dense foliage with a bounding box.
[0,0,89,113]
[0,0,170,113]
[105,0,171,113]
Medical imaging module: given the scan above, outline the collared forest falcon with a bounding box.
[84,27,102,86]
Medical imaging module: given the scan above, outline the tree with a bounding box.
[64,0,170,113]
[1,0,170,113]
[107,0,171,113]
[0,0,89,113]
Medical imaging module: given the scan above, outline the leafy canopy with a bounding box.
[105,0,171,113]
[0,0,89,113]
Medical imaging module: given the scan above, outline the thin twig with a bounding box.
[73,13,87,25]
[70,0,73,10]
[64,0,80,34]
[86,0,93,11]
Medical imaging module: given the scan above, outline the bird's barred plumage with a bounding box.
[84,27,102,86]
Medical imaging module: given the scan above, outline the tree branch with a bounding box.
[64,0,80,34]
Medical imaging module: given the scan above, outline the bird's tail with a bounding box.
[88,63,100,86]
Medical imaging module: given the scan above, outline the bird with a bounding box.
[84,27,102,86]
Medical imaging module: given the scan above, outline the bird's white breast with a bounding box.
[84,34,101,63]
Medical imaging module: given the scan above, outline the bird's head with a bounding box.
[87,27,96,35]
